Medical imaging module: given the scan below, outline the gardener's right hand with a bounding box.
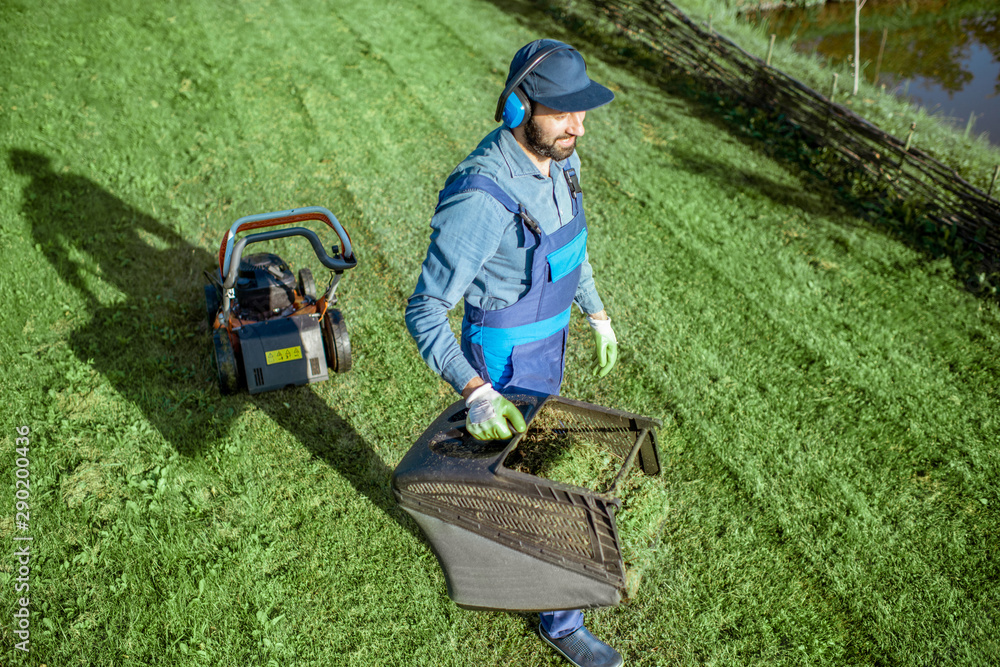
[465,385,527,440]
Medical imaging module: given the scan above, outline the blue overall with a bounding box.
[440,170,588,638]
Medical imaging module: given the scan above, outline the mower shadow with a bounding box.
[12,148,420,539]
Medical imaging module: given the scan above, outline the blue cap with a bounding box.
[506,39,614,112]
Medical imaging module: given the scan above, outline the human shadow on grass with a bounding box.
[11,148,420,539]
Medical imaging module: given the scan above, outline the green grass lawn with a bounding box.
[2,0,999,665]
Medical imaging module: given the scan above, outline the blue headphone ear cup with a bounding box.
[502,88,532,128]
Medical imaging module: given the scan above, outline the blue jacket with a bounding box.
[405,127,605,394]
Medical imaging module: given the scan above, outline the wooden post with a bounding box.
[853,0,867,96]
[904,122,916,152]
[708,14,713,33]
[896,122,916,182]
[874,26,888,83]
[767,34,775,66]
[989,165,1000,199]
[831,73,839,100]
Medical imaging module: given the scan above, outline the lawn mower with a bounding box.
[204,206,358,395]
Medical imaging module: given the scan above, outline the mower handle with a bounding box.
[222,227,358,290]
[219,206,355,279]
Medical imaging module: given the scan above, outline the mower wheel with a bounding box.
[322,309,352,373]
[213,329,240,395]
[204,284,221,328]
[298,268,316,300]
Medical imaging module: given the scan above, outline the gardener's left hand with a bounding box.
[588,314,618,378]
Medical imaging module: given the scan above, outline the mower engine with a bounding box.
[234,253,297,320]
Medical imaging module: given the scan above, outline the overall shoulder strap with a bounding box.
[562,166,582,198]
[562,166,582,218]
[437,174,541,235]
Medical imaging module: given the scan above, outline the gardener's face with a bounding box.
[524,102,586,162]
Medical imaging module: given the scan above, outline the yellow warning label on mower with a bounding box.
[265,345,303,365]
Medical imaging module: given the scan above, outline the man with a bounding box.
[404,39,621,667]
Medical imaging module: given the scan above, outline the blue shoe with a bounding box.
[539,625,623,667]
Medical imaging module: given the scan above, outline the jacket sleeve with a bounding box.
[405,190,507,394]
[573,251,605,315]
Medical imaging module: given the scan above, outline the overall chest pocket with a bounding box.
[545,228,588,283]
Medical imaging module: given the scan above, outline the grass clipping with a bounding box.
[504,410,669,599]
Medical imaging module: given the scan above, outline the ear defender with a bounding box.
[501,88,532,129]
[495,43,574,129]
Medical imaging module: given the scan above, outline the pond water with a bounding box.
[750,0,1000,146]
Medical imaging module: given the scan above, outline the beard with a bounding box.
[524,117,577,161]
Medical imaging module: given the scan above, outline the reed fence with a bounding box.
[578,0,1000,278]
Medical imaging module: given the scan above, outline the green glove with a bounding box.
[465,385,527,440]
[588,316,618,378]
